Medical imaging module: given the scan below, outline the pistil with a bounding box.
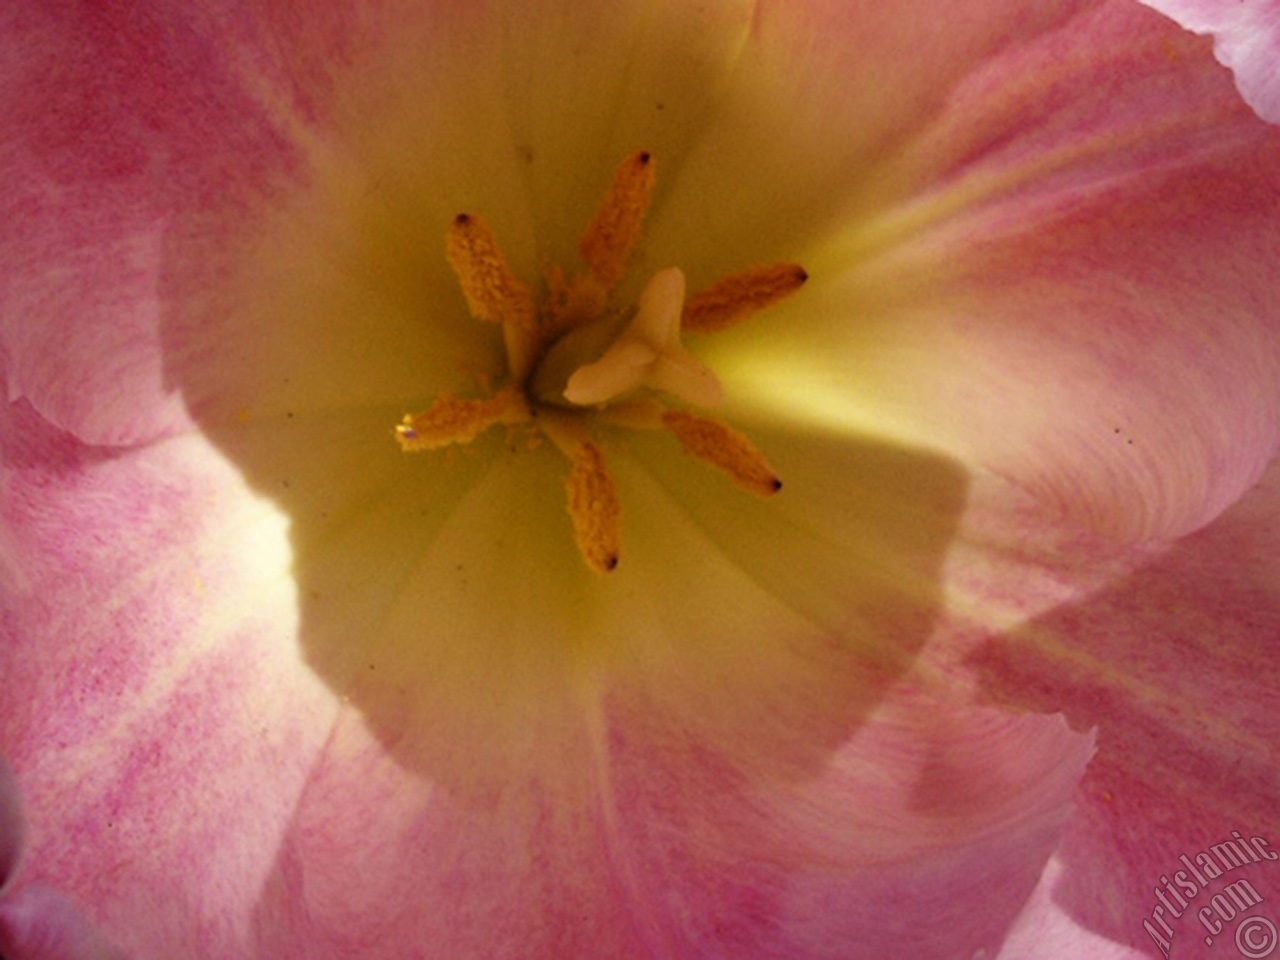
[560,267,722,409]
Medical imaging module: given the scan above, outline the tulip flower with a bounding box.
[2,1,1279,958]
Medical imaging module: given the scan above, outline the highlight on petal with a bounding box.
[996,857,1154,960]
[1139,0,1280,125]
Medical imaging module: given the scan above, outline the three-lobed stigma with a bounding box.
[397,152,806,573]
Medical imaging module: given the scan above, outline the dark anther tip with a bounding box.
[637,151,652,164]
[454,213,471,225]
[770,478,783,492]
[605,554,619,571]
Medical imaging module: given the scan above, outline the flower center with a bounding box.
[396,152,807,573]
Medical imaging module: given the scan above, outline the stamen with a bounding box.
[579,152,655,290]
[403,151,797,575]
[661,409,781,497]
[396,387,529,451]
[564,440,622,573]
[683,263,808,334]
[445,214,538,330]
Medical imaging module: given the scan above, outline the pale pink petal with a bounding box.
[961,455,1280,958]
[0,398,341,957]
[689,0,1280,542]
[1139,0,1280,124]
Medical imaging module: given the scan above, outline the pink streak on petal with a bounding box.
[0,884,127,960]
[0,398,339,958]
[965,455,1280,958]
[1139,0,1280,125]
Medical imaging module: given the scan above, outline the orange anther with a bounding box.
[578,152,655,291]
[661,409,781,497]
[445,214,538,330]
[682,263,807,334]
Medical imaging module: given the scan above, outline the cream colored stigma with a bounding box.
[563,267,722,408]
[397,152,807,574]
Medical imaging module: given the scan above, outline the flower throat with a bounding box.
[396,152,806,573]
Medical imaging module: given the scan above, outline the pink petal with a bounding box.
[250,683,1089,960]
[692,0,1280,542]
[996,858,1156,960]
[646,0,1095,280]
[3,753,122,960]
[0,0,341,445]
[1138,0,1280,125]
[0,398,341,957]
[963,455,1280,958]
